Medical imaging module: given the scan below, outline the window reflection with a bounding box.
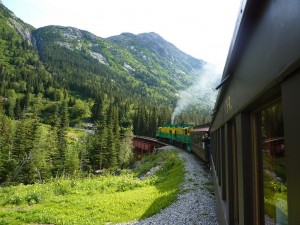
[260,101,288,225]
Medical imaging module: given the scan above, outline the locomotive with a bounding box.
[156,124,193,151]
[156,123,210,164]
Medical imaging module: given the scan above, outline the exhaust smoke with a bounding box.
[171,64,221,124]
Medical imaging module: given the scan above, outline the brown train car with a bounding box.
[210,0,300,225]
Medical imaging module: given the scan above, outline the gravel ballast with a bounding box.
[118,146,219,225]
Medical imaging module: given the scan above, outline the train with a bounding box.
[156,124,193,151]
[158,1,300,224]
[209,1,300,225]
[156,123,211,164]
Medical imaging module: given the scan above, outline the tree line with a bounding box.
[0,97,137,185]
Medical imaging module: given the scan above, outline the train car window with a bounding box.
[258,101,288,225]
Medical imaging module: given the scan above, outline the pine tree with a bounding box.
[138,106,149,136]
[149,106,158,137]
[14,98,21,119]
[78,137,90,172]
[107,105,117,168]
[91,96,103,122]
[92,95,112,169]
[64,144,80,175]
[52,103,60,128]
[22,91,31,111]
[96,106,108,169]
[60,100,69,130]
[12,118,37,183]
[5,90,17,119]
[0,100,6,182]
[112,106,120,168]
[0,66,7,96]
[56,100,69,174]
[118,127,134,168]
[0,103,15,183]
[48,127,60,176]
[28,124,52,182]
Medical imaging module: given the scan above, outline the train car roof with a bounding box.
[190,127,209,133]
[159,124,193,128]
[211,0,300,130]
[190,123,210,133]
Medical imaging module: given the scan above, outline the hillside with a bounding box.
[0,0,210,110]
[0,2,212,185]
[108,32,205,86]
[32,26,206,106]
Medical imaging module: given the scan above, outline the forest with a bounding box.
[0,3,211,186]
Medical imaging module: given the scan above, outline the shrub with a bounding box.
[25,191,43,205]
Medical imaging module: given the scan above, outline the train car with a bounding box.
[210,1,300,225]
[190,124,210,164]
[156,124,193,151]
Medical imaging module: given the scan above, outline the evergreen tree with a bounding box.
[56,100,69,174]
[14,98,21,119]
[91,96,103,122]
[0,101,15,184]
[64,144,80,175]
[149,106,158,137]
[96,104,108,169]
[78,137,90,172]
[112,106,121,168]
[5,90,17,119]
[60,100,69,130]
[48,127,60,176]
[52,103,60,127]
[28,124,52,182]
[107,105,117,168]
[22,91,31,110]
[12,118,37,183]
[118,127,134,168]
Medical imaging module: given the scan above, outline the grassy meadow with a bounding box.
[0,149,185,225]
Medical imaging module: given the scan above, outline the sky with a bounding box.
[2,0,241,67]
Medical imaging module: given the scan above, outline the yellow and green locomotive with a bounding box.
[155,124,193,151]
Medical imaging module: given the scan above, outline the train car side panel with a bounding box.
[210,1,300,225]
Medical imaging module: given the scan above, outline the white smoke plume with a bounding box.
[171,63,222,124]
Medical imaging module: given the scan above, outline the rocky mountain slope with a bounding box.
[31,25,206,103]
[0,1,211,125]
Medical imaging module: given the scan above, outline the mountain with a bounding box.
[108,32,205,85]
[0,2,210,127]
[32,26,206,104]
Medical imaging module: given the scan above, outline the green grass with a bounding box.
[0,149,184,225]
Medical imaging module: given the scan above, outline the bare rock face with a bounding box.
[12,21,32,45]
[90,51,109,65]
